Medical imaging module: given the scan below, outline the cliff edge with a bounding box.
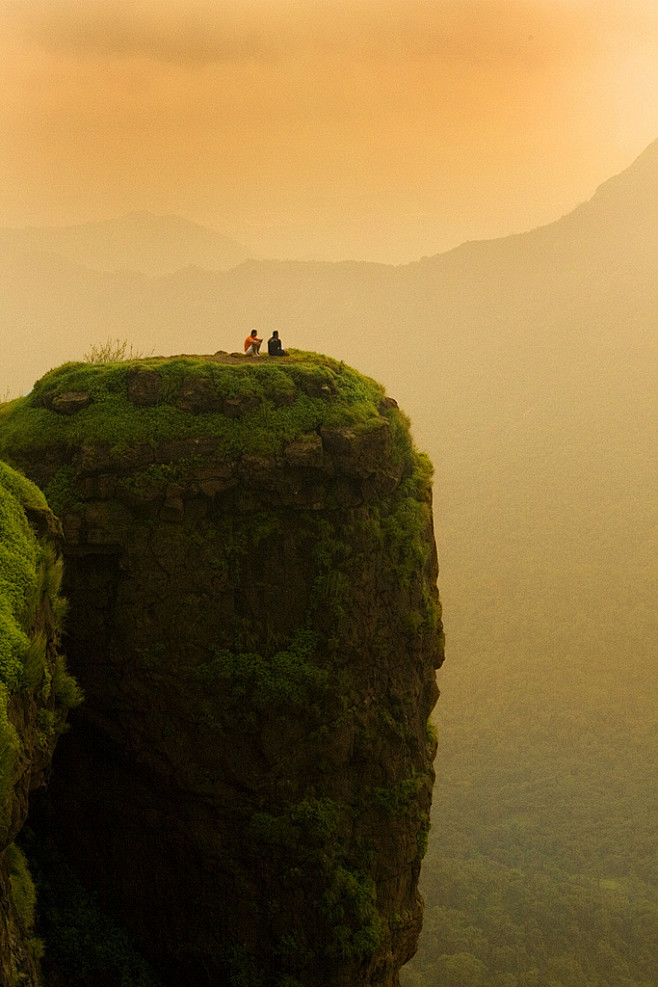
[0,459,81,985]
[0,352,443,986]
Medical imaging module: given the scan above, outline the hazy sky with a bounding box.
[2,0,658,261]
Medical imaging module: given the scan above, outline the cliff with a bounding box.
[0,352,443,986]
[0,459,81,986]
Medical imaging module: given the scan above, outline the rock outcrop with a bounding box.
[0,353,443,986]
[0,460,81,985]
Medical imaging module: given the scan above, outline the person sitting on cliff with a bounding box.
[267,331,287,356]
[244,329,262,356]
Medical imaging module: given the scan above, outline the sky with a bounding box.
[2,0,658,263]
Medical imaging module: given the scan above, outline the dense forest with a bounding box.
[401,565,658,987]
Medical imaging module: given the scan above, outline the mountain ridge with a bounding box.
[0,210,250,278]
[2,138,658,408]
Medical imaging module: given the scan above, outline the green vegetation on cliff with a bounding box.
[0,462,79,779]
[0,462,44,688]
[0,459,83,984]
[20,828,161,987]
[0,352,442,987]
[0,352,421,522]
[0,351,397,456]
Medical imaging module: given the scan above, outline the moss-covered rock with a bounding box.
[0,352,443,987]
[0,459,80,985]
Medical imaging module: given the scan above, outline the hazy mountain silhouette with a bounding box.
[2,139,658,408]
[0,211,250,278]
[3,139,658,987]
[3,138,658,608]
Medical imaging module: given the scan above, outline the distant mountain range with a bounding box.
[2,137,658,414]
[4,139,658,987]
[4,139,658,632]
[0,211,250,278]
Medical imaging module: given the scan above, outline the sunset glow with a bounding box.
[2,0,658,261]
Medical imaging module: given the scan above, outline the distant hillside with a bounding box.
[2,140,658,598]
[0,211,249,279]
[3,138,658,987]
[2,140,658,401]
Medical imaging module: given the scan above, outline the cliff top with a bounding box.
[0,350,407,461]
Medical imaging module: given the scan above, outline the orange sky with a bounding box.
[2,0,658,262]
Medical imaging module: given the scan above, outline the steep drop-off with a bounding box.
[0,459,81,985]
[0,353,443,986]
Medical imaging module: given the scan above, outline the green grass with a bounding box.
[0,460,82,831]
[0,353,390,465]
[372,770,431,817]
[0,463,43,690]
[6,842,37,928]
[0,504,70,692]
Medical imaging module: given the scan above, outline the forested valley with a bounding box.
[3,141,658,987]
[395,154,658,985]
[401,535,658,987]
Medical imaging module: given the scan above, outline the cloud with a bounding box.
[4,0,287,64]
[1,0,658,246]
[6,0,649,69]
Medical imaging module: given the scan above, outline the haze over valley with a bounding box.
[3,2,658,983]
[2,134,658,983]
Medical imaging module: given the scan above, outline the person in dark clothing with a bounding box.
[267,331,287,356]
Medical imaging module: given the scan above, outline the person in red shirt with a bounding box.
[244,329,262,356]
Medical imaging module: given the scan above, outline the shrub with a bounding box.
[21,830,161,987]
[51,654,84,709]
[83,338,149,363]
[20,633,47,691]
[6,842,37,929]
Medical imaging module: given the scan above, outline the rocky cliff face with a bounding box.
[0,460,80,986]
[0,353,443,986]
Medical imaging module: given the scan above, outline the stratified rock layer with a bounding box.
[0,354,443,987]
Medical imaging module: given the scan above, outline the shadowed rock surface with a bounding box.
[0,353,443,986]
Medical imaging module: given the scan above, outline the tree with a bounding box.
[441,951,487,987]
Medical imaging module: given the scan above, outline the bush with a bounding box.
[6,842,37,928]
[83,338,150,363]
[51,654,84,709]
